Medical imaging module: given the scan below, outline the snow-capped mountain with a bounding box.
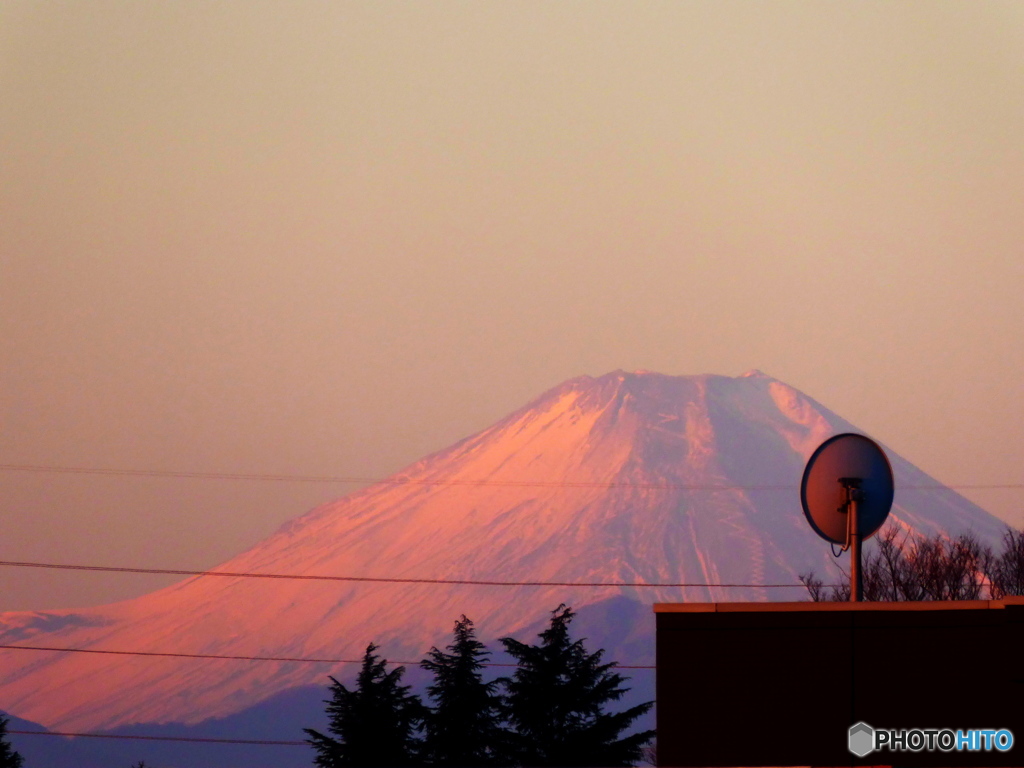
[0,370,1007,732]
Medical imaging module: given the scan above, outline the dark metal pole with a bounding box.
[849,494,862,602]
[839,477,865,602]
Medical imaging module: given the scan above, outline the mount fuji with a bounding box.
[0,370,1008,759]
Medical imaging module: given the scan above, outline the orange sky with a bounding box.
[1,1,1022,611]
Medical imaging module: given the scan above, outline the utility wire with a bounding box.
[2,462,1020,490]
[0,463,788,489]
[0,559,807,588]
[7,729,306,746]
[0,642,655,669]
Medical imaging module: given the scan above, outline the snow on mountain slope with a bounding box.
[0,370,1008,731]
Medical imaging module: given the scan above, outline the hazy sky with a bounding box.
[2,1,1022,611]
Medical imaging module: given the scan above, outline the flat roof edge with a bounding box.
[653,598,1023,613]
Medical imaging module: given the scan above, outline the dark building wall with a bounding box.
[655,599,1023,767]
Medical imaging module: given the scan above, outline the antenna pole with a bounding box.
[849,493,862,602]
[839,477,865,602]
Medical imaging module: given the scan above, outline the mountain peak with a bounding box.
[0,370,1009,733]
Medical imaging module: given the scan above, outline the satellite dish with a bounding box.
[801,433,894,544]
[800,433,894,601]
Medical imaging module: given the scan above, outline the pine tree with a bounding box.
[304,643,425,767]
[421,615,505,766]
[0,716,24,768]
[499,605,654,767]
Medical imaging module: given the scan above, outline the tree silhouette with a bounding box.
[304,643,425,767]
[421,615,506,766]
[991,527,1024,597]
[800,525,1024,601]
[0,716,23,768]
[499,605,654,767]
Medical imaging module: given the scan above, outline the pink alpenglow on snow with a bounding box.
[0,371,1007,731]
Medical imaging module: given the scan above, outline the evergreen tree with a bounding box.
[0,716,23,768]
[499,605,654,767]
[304,643,425,767]
[421,615,505,766]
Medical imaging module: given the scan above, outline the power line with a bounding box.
[0,463,384,485]
[2,462,1020,490]
[0,463,787,489]
[0,559,807,588]
[8,729,306,746]
[0,642,655,669]
[0,643,395,667]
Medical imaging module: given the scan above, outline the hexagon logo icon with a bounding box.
[849,722,875,757]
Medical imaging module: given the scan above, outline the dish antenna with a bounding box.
[800,433,894,601]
